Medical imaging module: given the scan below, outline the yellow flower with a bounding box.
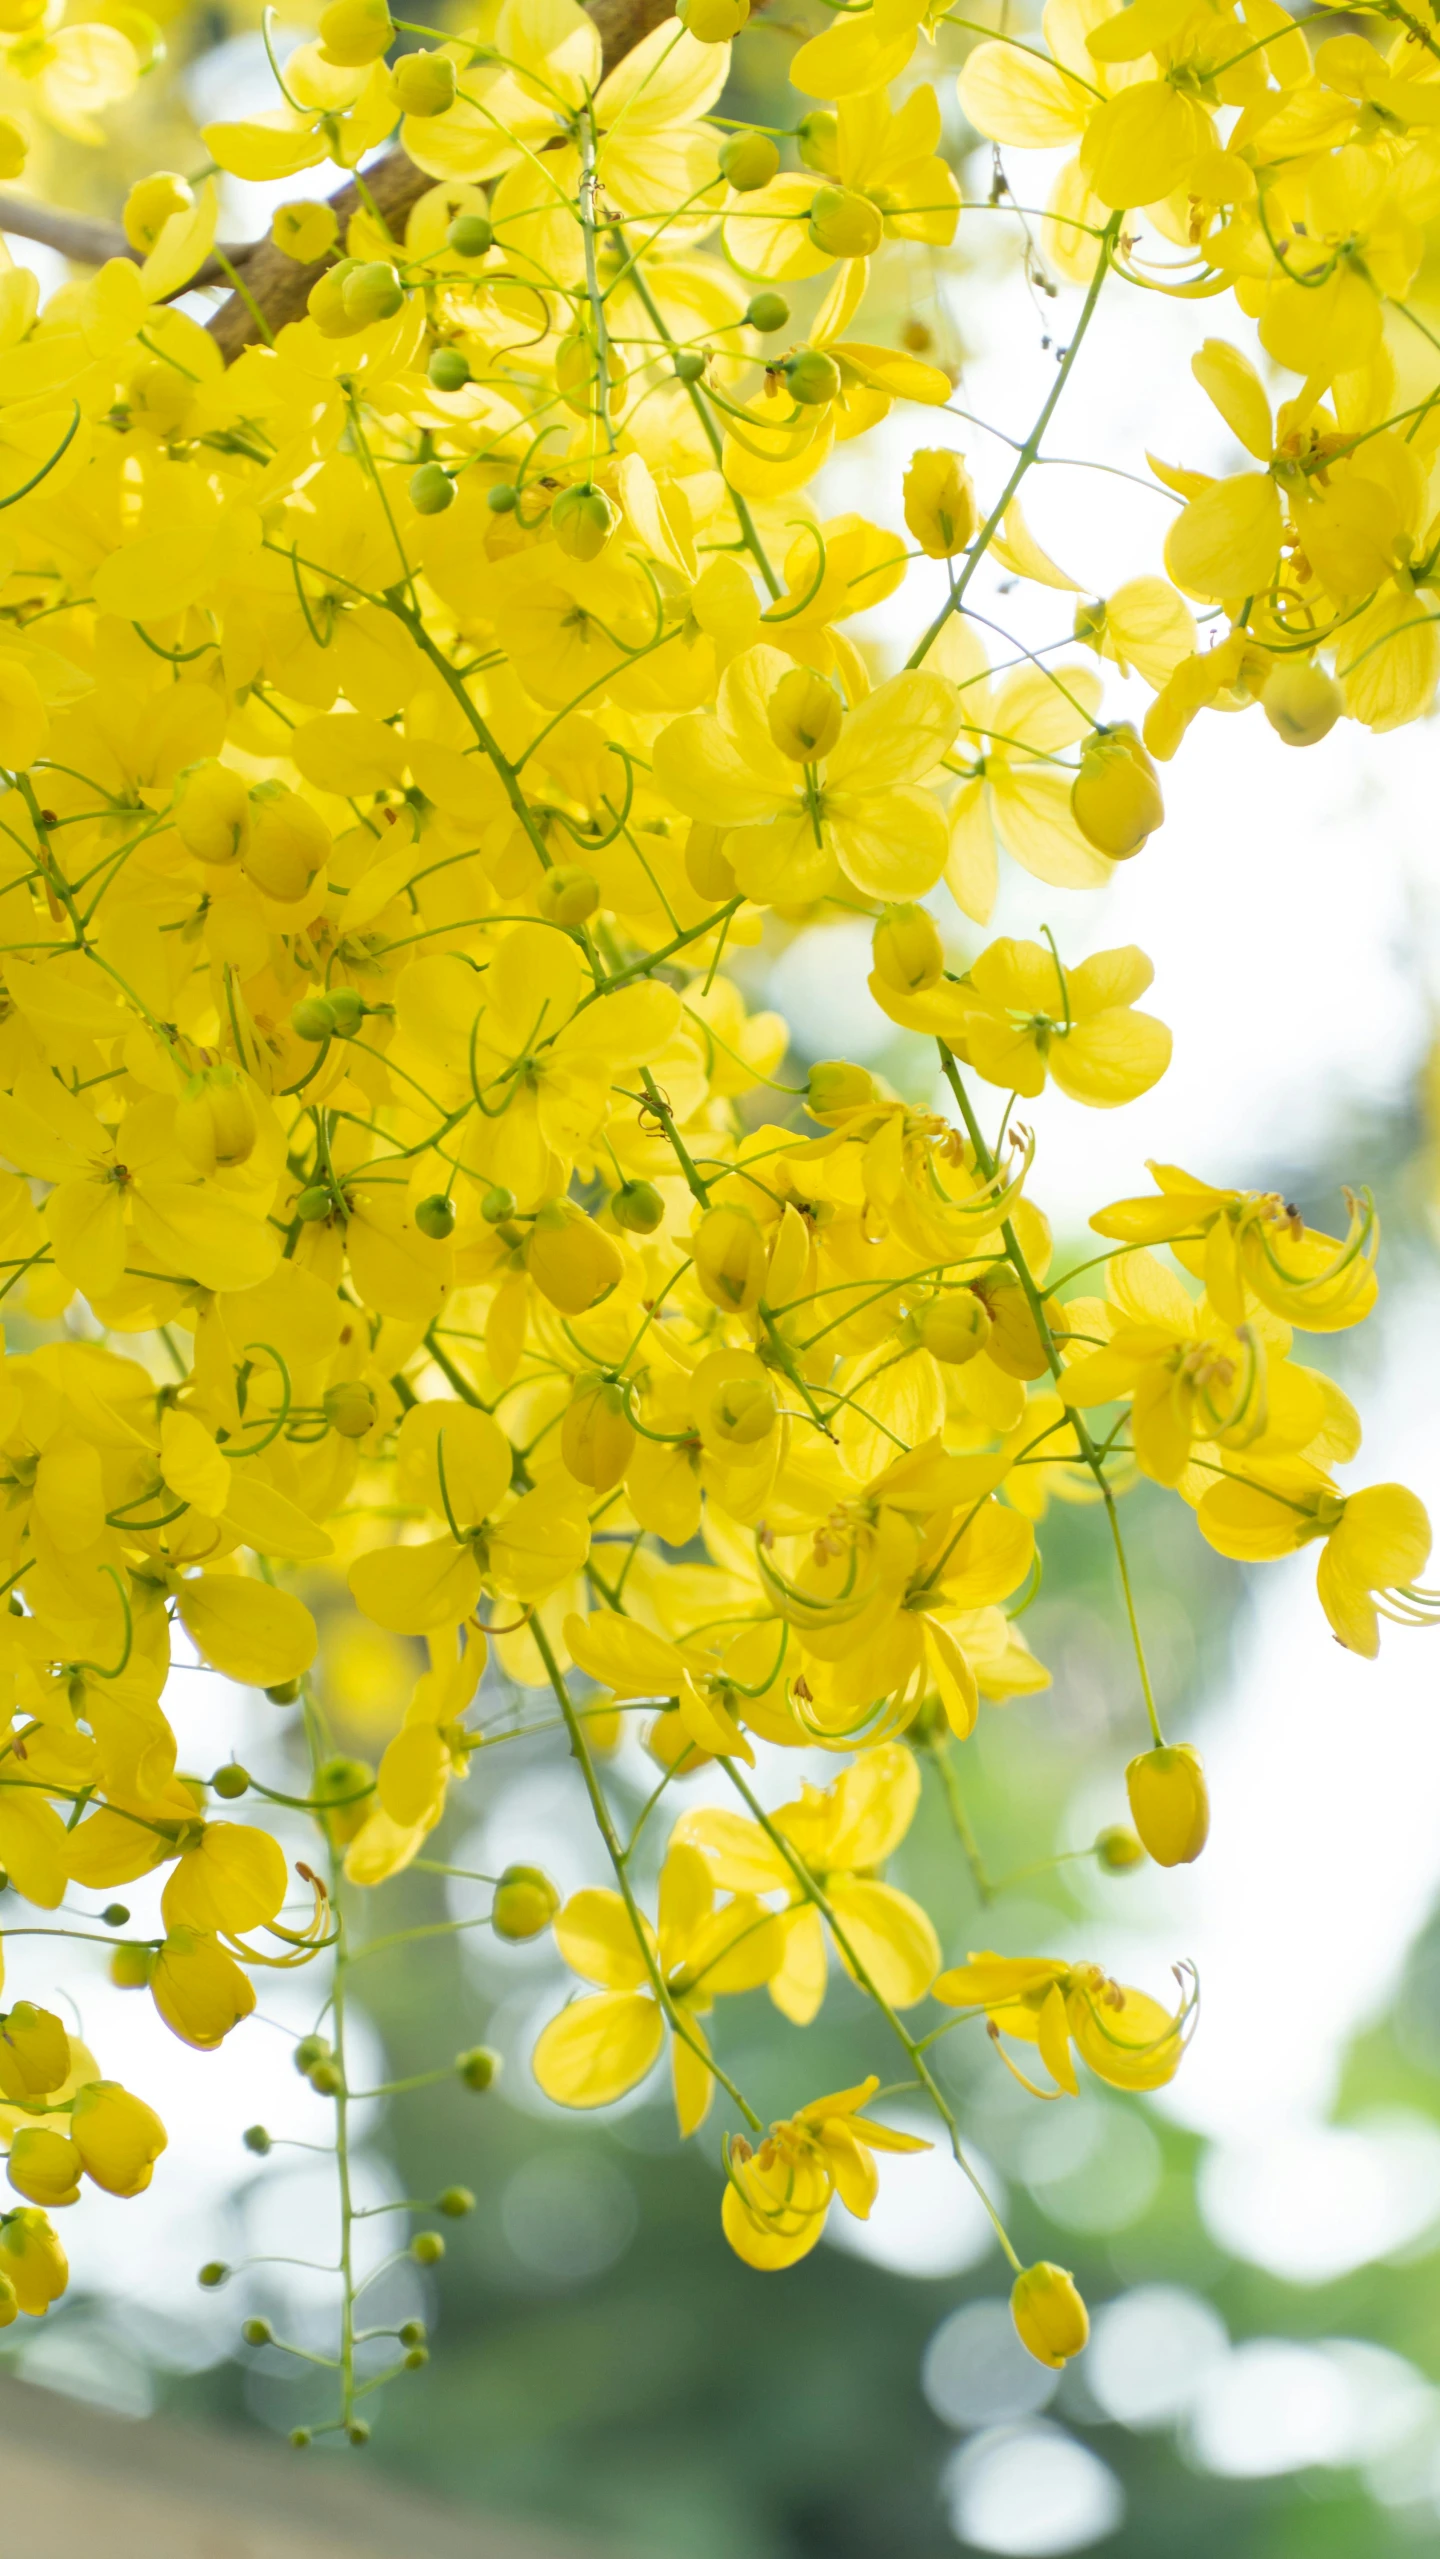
[933,1950,1191,2094]
[1197,1472,1434,1657]
[722,2076,929,2269]
[655,643,961,904]
[676,1743,939,2020]
[942,937,1172,1109]
[0,2206,67,2316]
[533,1841,784,2134]
[1090,1161,1378,1333]
[1012,2261,1089,2368]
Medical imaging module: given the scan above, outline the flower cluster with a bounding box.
[0,0,1432,2438]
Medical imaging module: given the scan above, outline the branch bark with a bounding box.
[206,0,680,363]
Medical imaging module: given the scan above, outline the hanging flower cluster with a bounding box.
[0,0,1433,2439]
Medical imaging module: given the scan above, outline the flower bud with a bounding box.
[913,1292,990,1365]
[1125,1743,1208,1867]
[70,2081,167,2198]
[243,781,330,902]
[272,199,338,262]
[428,345,470,392]
[806,185,883,260]
[8,2127,82,2207]
[551,482,619,562]
[767,666,842,762]
[488,482,518,513]
[699,1365,777,1451]
[796,110,839,174]
[1011,2262,1089,2369]
[102,1904,130,1927]
[409,461,454,515]
[0,2002,68,2100]
[807,1059,875,1121]
[561,1375,635,1492]
[676,0,749,35]
[526,1199,623,1314]
[447,212,493,258]
[323,1379,378,1438]
[692,1202,768,1312]
[291,994,336,1042]
[347,2419,371,2443]
[313,1754,375,1843]
[212,1764,250,1800]
[903,448,977,560]
[0,2208,67,2317]
[456,2046,500,2091]
[491,1863,560,1941]
[1094,1823,1145,1872]
[310,2061,344,2095]
[721,132,778,191]
[535,863,600,924]
[872,901,944,994]
[612,1180,664,1235]
[198,2260,229,2288]
[242,2315,273,2346]
[783,346,841,407]
[308,257,367,337]
[341,261,405,328]
[437,2185,475,2217]
[415,1192,456,1240]
[673,350,707,383]
[318,0,393,64]
[123,171,191,255]
[746,291,789,333]
[174,760,248,866]
[296,1184,336,1222]
[174,1064,259,1176]
[482,1184,517,1223]
[1070,723,1163,859]
[243,2124,271,2154]
[412,2229,445,2264]
[294,2035,331,2076]
[390,47,455,113]
[1261,656,1343,747]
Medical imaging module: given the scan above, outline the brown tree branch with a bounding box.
[205,0,680,363]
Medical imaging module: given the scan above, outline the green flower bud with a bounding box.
[872,900,945,995]
[481,1185,517,1223]
[551,482,619,562]
[404,2346,429,2369]
[446,212,493,259]
[912,1292,990,1365]
[296,1185,336,1223]
[291,994,336,1042]
[428,346,471,392]
[110,1943,155,1989]
[437,2184,475,2217]
[243,2124,271,2154]
[290,2428,313,2448]
[1095,1823,1146,1872]
[309,2060,344,2096]
[327,985,366,1036]
[491,1863,560,1941]
[415,1192,456,1240]
[313,1754,375,1844]
[535,863,600,924]
[412,2230,445,2265]
[410,461,455,515]
[672,349,706,383]
[347,2420,371,2445]
[318,0,392,66]
[745,290,789,333]
[399,2318,427,2346]
[455,2045,500,2090]
[212,1763,249,1800]
[294,2035,331,2075]
[1261,656,1343,747]
[806,184,883,260]
[720,131,779,191]
[198,2260,229,2288]
[341,261,405,327]
[101,1903,130,1927]
[266,1679,302,1705]
[795,109,839,174]
[390,47,455,114]
[487,481,518,512]
[612,1179,664,1235]
[241,2316,273,2347]
[323,1378,379,1437]
[807,1059,876,1121]
[783,346,841,406]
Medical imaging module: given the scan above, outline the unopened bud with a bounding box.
[296,1184,335,1222]
[323,1379,378,1437]
[551,483,619,562]
[746,291,789,332]
[415,1192,456,1240]
[795,110,839,174]
[492,1864,561,1941]
[612,1180,664,1235]
[1070,724,1163,860]
[1261,656,1343,747]
[412,2229,445,2264]
[1011,2262,1089,2369]
[198,2260,229,2288]
[481,1184,517,1224]
[174,760,248,866]
[1125,1743,1208,1868]
[340,260,405,328]
[294,2035,332,2076]
[244,781,330,903]
[455,2046,500,2091]
[110,1942,155,1989]
[175,1064,259,1177]
[807,1059,875,1121]
[212,1763,250,1800]
[241,2315,274,2346]
[806,184,883,260]
[692,1201,768,1312]
[1094,1823,1145,1872]
[123,171,191,255]
[767,666,842,762]
[243,2124,271,2154]
[535,863,600,925]
[675,0,749,35]
[447,213,492,259]
[272,199,338,262]
[720,132,778,191]
[313,1754,375,1844]
[318,0,393,64]
[912,1292,990,1365]
[390,46,455,113]
[560,1375,635,1492]
[872,901,944,995]
[428,346,470,392]
[903,448,977,560]
[409,461,455,515]
[782,346,841,407]
[437,2184,475,2217]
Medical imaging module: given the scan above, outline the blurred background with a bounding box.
[5,2,1440,2553]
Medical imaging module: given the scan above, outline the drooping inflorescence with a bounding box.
[0,0,1434,2438]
